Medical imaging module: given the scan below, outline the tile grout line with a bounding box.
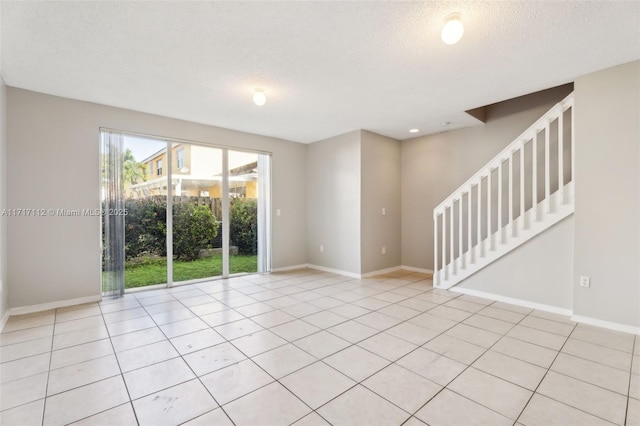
[175,274,433,425]
[550,341,635,373]
[180,274,324,425]
[40,309,57,426]
[74,300,142,426]
[403,298,532,423]
[512,319,577,425]
[0,291,524,424]
[295,287,538,424]
[624,334,637,426]
[29,303,146,425]
[198,274,374,425]
[102,283,516,417]
[4,270,635,426]
[511,319,626,425]
[276,288,504,424]
[393,295,609,422]
[138,291,248,426]
[0,273,310,422]
[215,276,420,424]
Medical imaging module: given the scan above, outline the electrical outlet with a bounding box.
[276,209,281,216]
[382,207,386,216]
[320,245,324,253]
[381,246,386,254]
[580,276,591,288]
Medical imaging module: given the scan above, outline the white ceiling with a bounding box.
[1,1,639,143]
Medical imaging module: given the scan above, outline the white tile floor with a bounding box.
[0,268,638,425]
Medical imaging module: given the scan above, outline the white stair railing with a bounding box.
[434,93,574,289]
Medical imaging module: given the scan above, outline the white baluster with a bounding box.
[545,120,551,213]
[488,170,493,250]
[508,154,514,237]
[532,133,538,222]
[520,142,526,231]
[442,208,447,280]
[498,161,503,244]
[434,211,439,286]
[458,197,463,270]
[477,179,482,257]
[558,111,564,204]
[450,205,455,275]
[468,188,473,264]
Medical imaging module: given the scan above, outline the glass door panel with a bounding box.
[228,150,259,275]
[171,143,223,283]
[121,135,167,290]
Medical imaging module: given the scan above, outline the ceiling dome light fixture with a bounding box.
[253,88,266,106]
[441,13,464,45]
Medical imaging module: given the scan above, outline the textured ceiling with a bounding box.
[1,1,639,143]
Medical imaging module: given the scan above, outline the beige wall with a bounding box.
[307,131,361,275]
[307,130,402,276]
[0,76,7,320]
[7,88,307,308]
[458,216,574,309]
[361,131,401,274]
[573,60,640,328]
[401,85,573,270]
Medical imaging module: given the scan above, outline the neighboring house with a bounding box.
[126,143,258,199]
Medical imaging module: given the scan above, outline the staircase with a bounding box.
[433,93,574,289]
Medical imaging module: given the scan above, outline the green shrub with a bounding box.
[120,198,217,261]
[172,203,218,260]
[230,198,257,255]
[124,198,166,259]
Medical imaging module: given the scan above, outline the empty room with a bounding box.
[0,1,639,425]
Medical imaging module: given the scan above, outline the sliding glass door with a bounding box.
[170,142,224,284]
[100,131,271,294]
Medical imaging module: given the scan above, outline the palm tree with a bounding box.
[123,148,147,185]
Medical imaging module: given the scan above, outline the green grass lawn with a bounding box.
[124,254,257,288]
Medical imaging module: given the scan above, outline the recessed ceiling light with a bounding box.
[409,128,419,133]
[441,14,464,45]
[441,121,452,127]
[253,88,266,106]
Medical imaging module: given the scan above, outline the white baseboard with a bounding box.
[451,287,640,336]
[449,287,573,316]
[571,314,640,336]
[276,264,427,280]
[271,264,310,273]
[307,264,362,279]
[7,295,102,317]
[401,266,434,274]
[361,266,402,278]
